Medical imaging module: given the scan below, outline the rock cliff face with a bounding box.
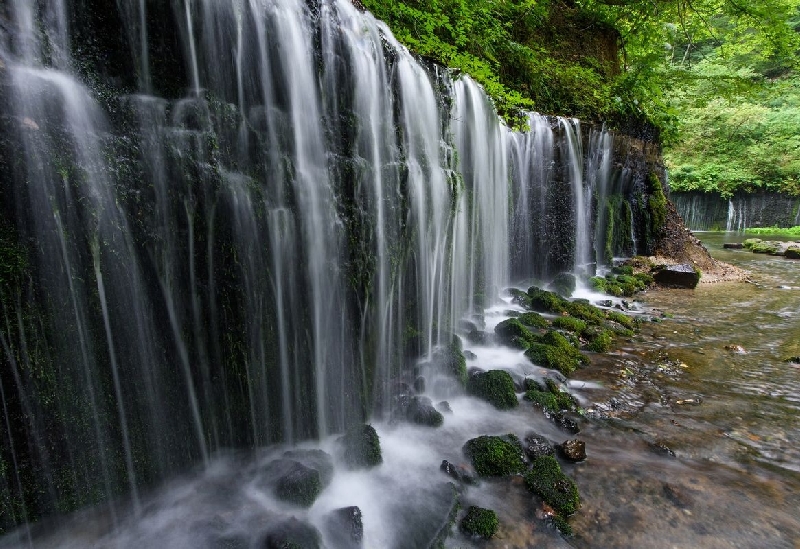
[674,191,800,231]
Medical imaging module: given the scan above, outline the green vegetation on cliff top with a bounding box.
[362,0,800,196]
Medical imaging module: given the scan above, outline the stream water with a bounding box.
[3,232,799,548]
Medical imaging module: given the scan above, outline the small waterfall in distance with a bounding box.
[0,0,636,536]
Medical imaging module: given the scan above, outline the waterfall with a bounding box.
[0,0,655,534]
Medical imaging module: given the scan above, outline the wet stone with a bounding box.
[325,506,363,549]
[653,264,701,289]
[437,401,453,414]
[463,350,478,360]
[440,459,477,485]
[523,433,554,460]
[558,439,586,462]
[552,412,580,434]
[263,518,322,549]
[663,483,692,508]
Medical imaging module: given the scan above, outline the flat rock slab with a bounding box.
[654,264,700,289]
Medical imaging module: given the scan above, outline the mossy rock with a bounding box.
[264,518,322,549]
[523,379,577,414]
[605,310,635,330]
[508,288,532,309]
[550,273,576,297]
[463,435,525,477]
[274,461,323,508]
[585,327,613,352]
[460,506,499,539]
[610,265,634,276]
[405,396,445,427]
[743,238,762,249]
[516,311,549,329]
[552,316,587,334]
[633,272,654,286]
[494,318,537,349]
[524,455,580,515]
[340,425,382,469]
[786,247,800,259]
[564,299,605,324]
[432,345,468,385]
[466,370,519,410]
[589,276,607,292]
[527,287,569,314]
[524,330,588,376]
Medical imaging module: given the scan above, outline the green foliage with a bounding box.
[466,370,519,410]
[524,455,580,515]
[463,435,526,477]
[460,506,499,539]
[746,225,800,235]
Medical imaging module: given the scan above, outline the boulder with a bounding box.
[463,434,525,477]
[522,433,554,460]
[653,264,700,289]
[460,506,498,539]
[524,455,580,516]
[385,482,459,549]
[440,459,477,485]
[437,400,453,413]
[404,396,444,427]
[264,452,333,508]
[550,273,577,297]
[723,243,743,249]
[466,370,518,410]
[339,424,382,469]
[785,247,800,260]
[558,439,586,462]
[325,506,363,549]
[263,518,322,549]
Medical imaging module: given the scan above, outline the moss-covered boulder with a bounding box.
[324,506,363,549]
[494,318,536,349]
[585,327,613,352]
[516,311,549,329]
[551,273,576,297]
[264,518,322,549]
[524,455,580,515]
[524,331,588,376]
[431,344,468,385]
[508,287,532,309]
[340,424,382,469]
[527,287,569,314]
[552,316,587,334]
[524,378,577,415]
[564,299,605,324]
[402,396,445,427]
[784,246,800,259]
[460,506,499,539]
[466,370,519,410]
[743,238,762,249]
[653,264,700,289]
[274,461,323,507]
[463,434,525,477]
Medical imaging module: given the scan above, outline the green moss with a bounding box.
[523,380,576,414]
[605,311,635,330]
[433,345,468,386]
[589,276,608,292]
[586,329,614,352]
[633,272,654,286]
[564,300,605,324]
[524,456,580,515]
[466,370,519,410]
[508,288,532,309]
[516,312,549,329]
[552,316,587,334]
[743,238,762,249]
[610,265,634,276]
[495,318,537,349]
[527,287,569,314]
[551,514,573,536]
[340,425,382,469]
[460,506,498,539]
[275,463,322,508]
[551,273,576,297]
[463,435,525,477]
